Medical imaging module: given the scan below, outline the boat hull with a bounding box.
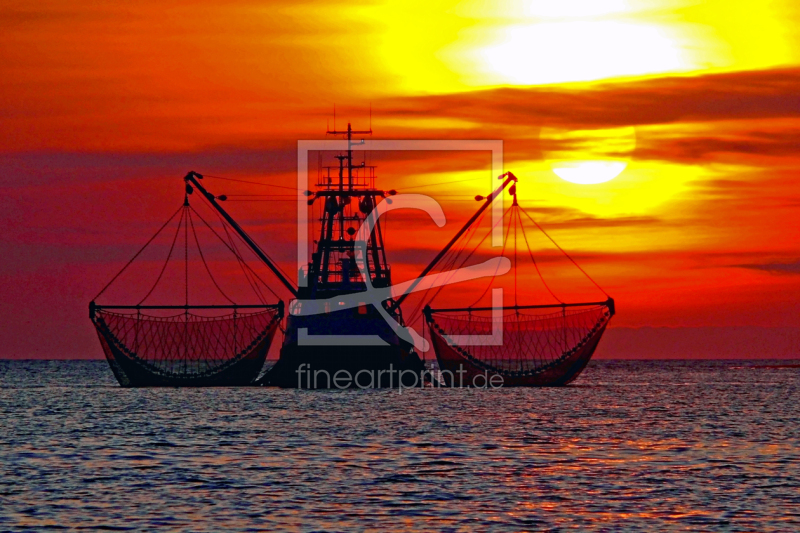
[429,323,608,387]
[262,308,426,388]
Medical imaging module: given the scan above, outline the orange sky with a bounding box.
[2,0,799,358]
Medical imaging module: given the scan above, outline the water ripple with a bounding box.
[0,359,798,531]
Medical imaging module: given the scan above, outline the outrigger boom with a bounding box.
[388,171,518,313]
[183,171,299,298]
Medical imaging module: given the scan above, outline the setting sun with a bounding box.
[478,20,687,86]
[540,126,636,185]
[549,161,628,185]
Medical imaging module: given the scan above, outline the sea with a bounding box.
[0,359,798,532]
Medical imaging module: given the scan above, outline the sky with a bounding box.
[2,0,799,358]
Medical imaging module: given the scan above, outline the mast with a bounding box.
[307,122,389,298]
[327,122,372,192]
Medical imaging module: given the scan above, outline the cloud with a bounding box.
[536,215,663,230]
[632,120,800,164]
[0,145,299,188]
[380,67,800,129]
[734,260,800,274]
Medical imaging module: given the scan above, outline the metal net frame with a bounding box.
[427,303,612,376]
[92,306,282,379]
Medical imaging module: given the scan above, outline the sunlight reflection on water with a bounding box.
[0,360,798,531]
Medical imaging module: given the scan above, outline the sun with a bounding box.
[540,126,636,185]
[477,20,686,86]
[549,161,628,185]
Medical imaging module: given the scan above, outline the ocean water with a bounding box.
[0,360,798,532]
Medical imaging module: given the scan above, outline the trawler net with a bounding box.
[410,181,615,381]
[93,308,281,378]
[427,304,612,375]
[90,186,289,384]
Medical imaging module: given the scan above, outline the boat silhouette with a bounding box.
[89,125,614,387]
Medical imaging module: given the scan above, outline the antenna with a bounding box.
[333,104,336,132]
[369,103,372,133]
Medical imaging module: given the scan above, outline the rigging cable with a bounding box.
[224,194,301,198]
[409,204,512,323]
[92,205,184,301]
[199,206,273,303]
[468,206,514,308]
[405,208,487,323]
[519,205,609,298]
[218,215,275,304]
[185,202,189,306]
[203,174,300,192]
[194,202,267,304]
[187,209,236,304]
[516,207,563,304]
[183,201,189,373]
[410,204,504,321]
[190,206,280,301]
[137,208,186,305]
[399,175,489,191]
[195,185,296,286]
[513,205,518,309]
[223,199,297,202]
[220,218,271,306]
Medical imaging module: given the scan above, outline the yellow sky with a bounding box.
[357,0,798,92]
[2,0,796,148]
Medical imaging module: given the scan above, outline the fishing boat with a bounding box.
[89,124,614,387]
